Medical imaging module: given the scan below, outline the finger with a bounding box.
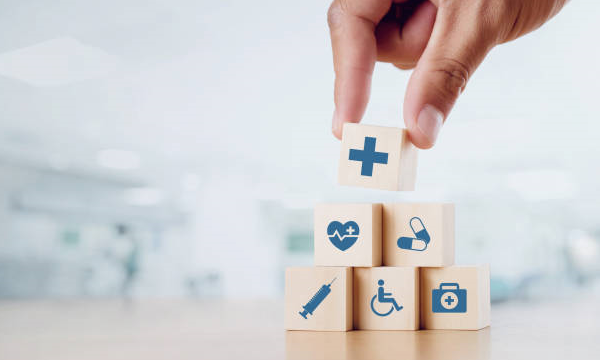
[376,0,437,66]
[328,0,393,139]
[502,0,570,43]
[403,2,496,148]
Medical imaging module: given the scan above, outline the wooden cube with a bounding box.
[420,265,490,330]
[284,267,352,331]
[338,123,418,191]
[353,267,419,330]
[314,203,382,267]
[382,203,454,267]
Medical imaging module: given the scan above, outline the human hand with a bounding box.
[328,0,568,148]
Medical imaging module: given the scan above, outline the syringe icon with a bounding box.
[299,277,337,319]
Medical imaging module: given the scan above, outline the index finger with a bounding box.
[328,0,393,139]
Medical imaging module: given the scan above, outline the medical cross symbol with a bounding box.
[348,137,388,176]
[347,226,356,235]
[444,295,455,306]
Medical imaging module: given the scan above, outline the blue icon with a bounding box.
[327,221,359,251]
[397,217,430,252]
[370,279,403,317]
[299,277,336,319]
[432,283,467,313]
[348,137,388,176]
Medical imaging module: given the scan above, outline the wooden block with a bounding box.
[420,265,491,330]
[338,123,418,191]
[382,203,454,267]
[284,267,352,331]
[314,203,382,267]
[353,267,419,330]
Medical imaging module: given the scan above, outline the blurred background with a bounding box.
[0,0,599,304]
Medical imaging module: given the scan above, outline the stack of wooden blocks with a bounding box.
[285,123,490,331]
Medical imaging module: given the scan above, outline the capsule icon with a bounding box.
[410,217,430,243]
[397,236,428,251]
[396,217,431,252]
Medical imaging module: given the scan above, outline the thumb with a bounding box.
[403,3,495,149]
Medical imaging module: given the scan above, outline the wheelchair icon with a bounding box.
[370,279,403,317]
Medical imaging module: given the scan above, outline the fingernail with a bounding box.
[416,105,443,145]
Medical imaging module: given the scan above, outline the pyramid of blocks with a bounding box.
[284,123,490,331]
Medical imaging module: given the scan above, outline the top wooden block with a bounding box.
[338,123,418,191]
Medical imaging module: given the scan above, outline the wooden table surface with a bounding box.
[0,298,598,360]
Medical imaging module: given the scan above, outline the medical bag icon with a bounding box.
[397,217,430,251]
[432,283,467,313]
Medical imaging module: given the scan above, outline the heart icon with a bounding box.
[327,221,360,251]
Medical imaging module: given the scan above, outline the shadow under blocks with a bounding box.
[284,123,490,331]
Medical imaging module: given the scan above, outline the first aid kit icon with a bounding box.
[432,283,467,313]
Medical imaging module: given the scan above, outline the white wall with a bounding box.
[0,0,599,299]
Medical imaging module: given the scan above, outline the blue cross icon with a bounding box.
[444,295,455,306]
[348,137,388,176]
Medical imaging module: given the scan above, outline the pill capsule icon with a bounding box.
[397,237,428,251]
[410,217,430,243]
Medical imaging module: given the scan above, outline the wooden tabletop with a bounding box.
[0,298,598,360]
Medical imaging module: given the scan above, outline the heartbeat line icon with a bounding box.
[326,221,360,251]
[328,230,358,241]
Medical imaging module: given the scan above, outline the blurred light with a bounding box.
[48,154,70,171]
[0,37,119,87]
[163,142,184,157]
[123,187,163,206]
[567,230,600,272]
[505,169,577,201]
[182,172,200,192]
[282,197,317,210]
[97,149,140,170]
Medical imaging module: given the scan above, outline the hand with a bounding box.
[328,0,569,148]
